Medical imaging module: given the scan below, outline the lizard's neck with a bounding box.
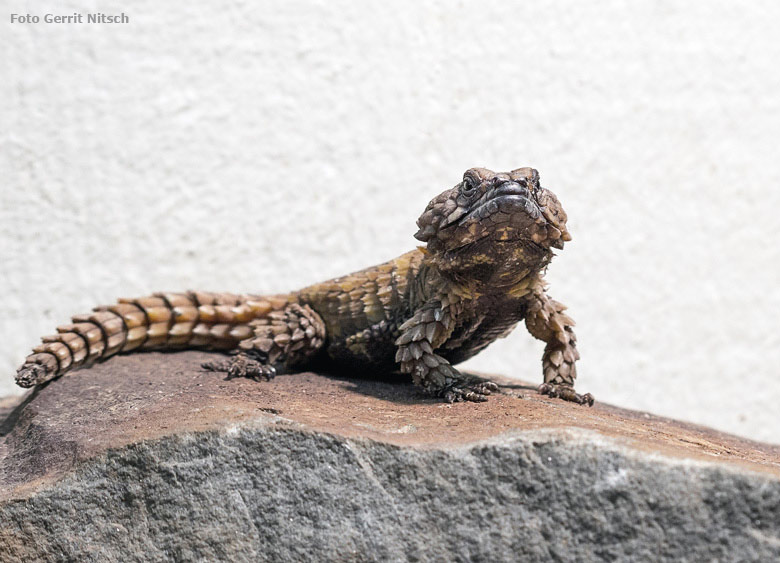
[416,245,550,307]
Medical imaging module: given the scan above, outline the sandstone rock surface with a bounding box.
[1,351,779,562]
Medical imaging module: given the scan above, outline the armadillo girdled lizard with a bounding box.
[16,167,593,405]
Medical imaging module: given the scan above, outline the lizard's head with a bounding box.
[414,167,571,279]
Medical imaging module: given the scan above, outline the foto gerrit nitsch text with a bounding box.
[10,13,129,24]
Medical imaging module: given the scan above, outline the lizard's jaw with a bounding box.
[483,182,572,251]
[437,188,567,254]
[471,183,571,252]
[464,181,541,225]
[450,181,552,249]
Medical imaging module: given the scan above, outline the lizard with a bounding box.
[15,167,593,406]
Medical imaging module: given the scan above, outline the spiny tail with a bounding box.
[16,291,292,388]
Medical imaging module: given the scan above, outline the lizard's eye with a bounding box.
[461,174,478,196]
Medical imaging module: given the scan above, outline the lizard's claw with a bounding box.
[202,352,276,382]
[443,380,500,403]
[538,383,594,406]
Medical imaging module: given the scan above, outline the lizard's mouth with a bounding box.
[461,181,542,226]
[492,181,532,200]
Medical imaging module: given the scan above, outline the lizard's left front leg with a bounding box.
[525,289,594,406]
[395,302,498,402]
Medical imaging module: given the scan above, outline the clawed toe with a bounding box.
[476,381,500,394]
[202,354,275,381]
[443,379,499,403]
[245,363,276,381]
[444,388,488,403]
[201,360,231,372]
[538,383,594,406]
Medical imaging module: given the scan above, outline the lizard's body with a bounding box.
[16,167,592,405]
[299,248,530,371]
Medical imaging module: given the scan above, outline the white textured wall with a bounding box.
[3,1,779,443]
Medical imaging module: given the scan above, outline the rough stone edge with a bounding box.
[2,416,779,562]
[4,409,779,503]
[485,426,780,478]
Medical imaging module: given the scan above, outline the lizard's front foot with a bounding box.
[412,356,500,403]
[443,380,500,403]
[202,351,276,381]
[440,376,499,403]
[538,383,594,406]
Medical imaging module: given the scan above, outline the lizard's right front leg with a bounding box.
[524,289,594,406]
[395,302,498,402]
[202,303,326,380]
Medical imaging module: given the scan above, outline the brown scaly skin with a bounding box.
[16,167,593,406]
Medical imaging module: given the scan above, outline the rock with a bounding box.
[1,352,779,562]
